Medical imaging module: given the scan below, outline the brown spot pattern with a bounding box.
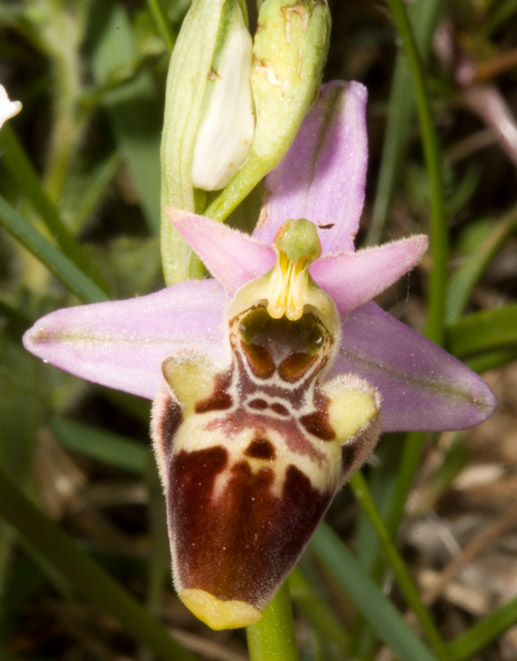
[169,448,332,608]
[279,352,318,382]
[245,438,276,460]
[241,343,275,379]
[248,398,268,410]
[270,402,289,416]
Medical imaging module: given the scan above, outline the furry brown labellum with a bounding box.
[151,219,381,629]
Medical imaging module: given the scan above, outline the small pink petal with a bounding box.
[254,81,368,253]
[23,280,227,399]
[311,235,428,313]
[333,302,497,432]
[167,208,275,295]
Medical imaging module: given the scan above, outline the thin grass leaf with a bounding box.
[88,0,162,235]
[386,0,448,346]
[486,0,517,35]
[446,205,517,323]
[0,466,197,661]
[0,125,107,292]
[352,2,449,654]
[349,472,449,660]
[447,595,517,661]
[50,417,149,475]
[311,523,437,661]
[146,0,176,53]
[367,0,446,246]
[68,150,122,233]
[0,195,108,303]
[466,349,517,374]
[447,305,517,358]
[289,567,351,654]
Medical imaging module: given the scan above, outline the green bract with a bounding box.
[160,0,250,284]
[160,0,331,285]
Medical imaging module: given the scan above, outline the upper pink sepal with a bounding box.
[311,235,428,313]
[22,280,227,399]
[255,81,368,253]
[167,208,275,296]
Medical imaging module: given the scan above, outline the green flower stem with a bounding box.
[367,0,445,246]
[386,0,448,347]
[246,581,299,661]
[146,0,176,53]
[0,195,108,304]
[350,471,449,660]
[0,125,107,292]
[0,467,196,661]
[378,0,449,611]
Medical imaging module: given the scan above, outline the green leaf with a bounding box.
[311,524,437,661]
[0,125,107,291]
[0,467,197,661]
[51,417,149,475]
[448,595,517,661]
[446,305,517,358]
[88,0,162,235]
[0,195,108,304]
[446,206,517,323]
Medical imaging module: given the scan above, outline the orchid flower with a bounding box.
[23,81,496,631]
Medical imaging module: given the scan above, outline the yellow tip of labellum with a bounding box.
[179,589,261,630]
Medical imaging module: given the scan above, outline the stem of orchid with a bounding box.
[146,0,176,53]
[367,0,446,247]
[380,1,449,624]
[246,581,299,661]
[386,0,448,347]
[350,471,450,661]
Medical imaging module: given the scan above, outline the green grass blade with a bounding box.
[0,125,107,292]
[0,195,108,303]
[350,472,449,660]
[88,0,162,235]
[447,596,517,661]
[466,350,517,373]
[289,567,351,654]
[0,466,197,661]
[367,0,446,246]
[50,417,149,475]
[146,0,176,53]
[446,305,517,358]
[446,205,517,323]
[386,0,448,346]
[311,524,437,661]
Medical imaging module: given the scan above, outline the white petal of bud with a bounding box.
[0,84,22,130]
[191,7,255,191]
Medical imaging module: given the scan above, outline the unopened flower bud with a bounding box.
[161,0,252,283]
[205,0,331,222]
[191,1,255,190]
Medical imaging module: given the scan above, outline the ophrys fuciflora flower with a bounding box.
[24,81,496,629]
